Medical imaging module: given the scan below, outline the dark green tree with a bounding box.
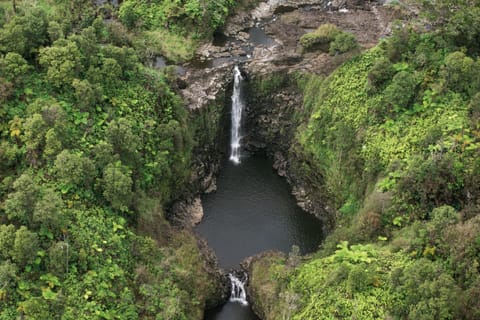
[383,71,417,111]
[106,118,139,164]
[39,39,82,89]
[329,32,358,56]
[4,173,39,224]
[48,241,70,278]
[102,161,133,212]
[12,226,39,269]
[367,56,395,91]
[0,52,30,83]
[0,224,16,259]
[44,128,63,161]
[33,188,65,232]
[391,259,461,320]
[54,150,95,188]
[72,79,102,111]
[22,113,48,166]
[441,51,480,96]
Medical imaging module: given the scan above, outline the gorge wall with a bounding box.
[175,0,400,231]
[169,0,406,316]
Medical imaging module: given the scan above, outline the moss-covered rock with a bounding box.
[300,23,340,52]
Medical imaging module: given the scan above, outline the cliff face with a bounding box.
[174,0,399,226]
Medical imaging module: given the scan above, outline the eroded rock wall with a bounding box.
[244,73,335,231]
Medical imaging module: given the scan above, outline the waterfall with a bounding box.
[229,66,244,164]
[228,273,248,306]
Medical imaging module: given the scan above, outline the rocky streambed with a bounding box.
[180,0,399,109]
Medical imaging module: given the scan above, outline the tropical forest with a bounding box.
[0,0,479,319]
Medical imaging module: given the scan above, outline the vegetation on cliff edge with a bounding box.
[250,1,480,318]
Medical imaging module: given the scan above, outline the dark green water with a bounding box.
[197,155,324,319]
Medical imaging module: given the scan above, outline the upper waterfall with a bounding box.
[229,66,244,164]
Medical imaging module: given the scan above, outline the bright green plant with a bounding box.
[329,32,358,56]
[300,23,340,51]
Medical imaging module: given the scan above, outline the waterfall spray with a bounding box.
[228,273,248,306]
[229,66,244,164]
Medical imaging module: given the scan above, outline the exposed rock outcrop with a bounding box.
[244,73,335,230]
[170,196,204,227]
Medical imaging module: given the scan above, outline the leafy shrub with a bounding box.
[329,32,358,56]
[390,259,461,319]
[383,70,417,110]
[299,23,340,51]
[396,154,465,216]
[367,56,395,91]
[346,263,371,295]
[441,51,480,96]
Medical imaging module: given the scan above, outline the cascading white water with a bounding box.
[228,273,248,306]
[229,66,244,164]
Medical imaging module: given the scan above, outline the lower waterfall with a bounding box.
[228,273,248,306]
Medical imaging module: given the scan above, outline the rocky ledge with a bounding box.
[179,0,402,106]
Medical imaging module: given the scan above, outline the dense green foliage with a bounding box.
[118,0,235,62]
[2,0,480,318]
[119,0,234,36]
[250,2,480,319]
[0,0,229,319]
[300,23,358,55]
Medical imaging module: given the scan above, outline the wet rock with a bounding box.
[250,0,278,21]
[273,151,287,177]
[231,48,248,56]
[180,64,233,110]
[225,11,253,35]
[203,171,218,194]
[170,196,204,227]
[274,3,299,14]
[329,0,347,10]
[237,31,250,42]
[197,43,229,60]
[272,52,303,66]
